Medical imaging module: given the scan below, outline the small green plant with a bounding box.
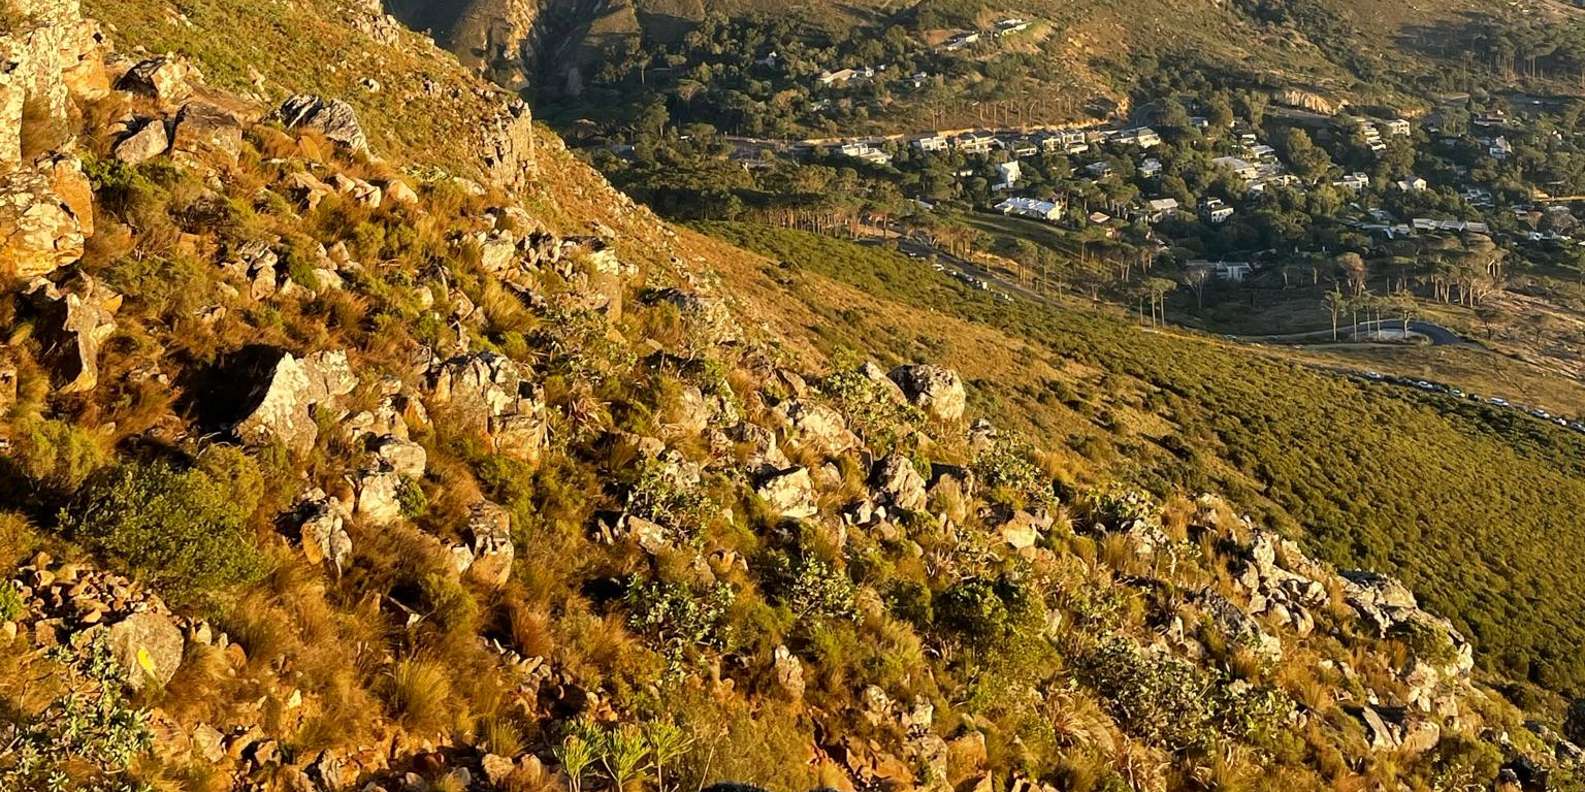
[2,634,155,791]
[625,578,735,671]
[0,581,23,622]
[643,720,693,792]
[768,552,857,622]
[397,478,429,518]
[555,729,598,792]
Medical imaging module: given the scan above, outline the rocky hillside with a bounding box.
[2,0,1585,791]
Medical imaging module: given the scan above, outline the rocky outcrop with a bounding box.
[480,98,537,190]
[24,273,118,393]
[170,102,243,164]
[116,56,192,105]
[464,499,514,588]
[871,454,927,512]
[276,95,369,153]
[233,349,358,453]
[293,488,354,571]
[111,117,169,164]
[888,364,966,422]
[1273,87,1343,116]
[2,166,85,279]
[428,351,547,464]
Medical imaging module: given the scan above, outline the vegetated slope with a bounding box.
[417,0,1536,125]
[8,1,1585,791]
[700,220,1585,694]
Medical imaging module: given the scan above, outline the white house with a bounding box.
[1085,161,1114,177]
[953,132,997,154]
[1115,127,1162,148]
[1212,156,1259,181]
[1200,198,1234,224]
[1141,197,1179,223]
[994,161,1023,191]
[912,134,948,153]
[995,197,1064,221]
[1334,172,1370,193]
[1190,260,1253,282]
[1138,158,1163,178]
[1394,177,1428,192]
[837,142,891,165]
[1384,119,1412,136]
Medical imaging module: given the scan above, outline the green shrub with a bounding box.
[60,456,266,601]
[625,578,736,671]
[9,416,107,496]
[936,577,1028,644]
[766,552,857,622]
[0,582,23,621]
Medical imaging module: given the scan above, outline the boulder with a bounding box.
[476,230,516,273]
[233,350,358,453]
[25,273,119,393]
[40,153,91,237]
[354,468,403,526]
[170,102,243,164]
[756,466,818,520]
[479,99,537,190]
[0,166,84,279]
[466,499,514,588]
[1200,592,1282,662]
[372,435,426,479]
[295,490,353,570]
[112,118,169,164]
[116,57,192,104]
[771,644,805,701]
[428,352,546,463]
[999,510,1048,550]
[277,95,368,153]
[381,179,418,207]
[782,399,860,456]
[870,454,927,512]
[106,611,184,690]
[647,287,739,345]
[888,364,966,422]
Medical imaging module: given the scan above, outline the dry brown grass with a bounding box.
[386,656,454,734]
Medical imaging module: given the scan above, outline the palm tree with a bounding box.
[1324,288,1347,341]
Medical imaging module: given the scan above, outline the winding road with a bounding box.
[1230,320,1472,347]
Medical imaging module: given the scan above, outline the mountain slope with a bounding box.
[4,1,1585,792]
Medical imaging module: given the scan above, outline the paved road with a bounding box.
[1231,320,1471,347]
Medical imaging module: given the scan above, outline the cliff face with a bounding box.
[384,0,625,95]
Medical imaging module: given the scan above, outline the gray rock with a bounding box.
[295,490,352,570]
[106,611,184,690]
[871,454,927,512]
[466,499,514,588]
[25,274,119,394]
[111,118,169,164]
[234,350,357,453]
[277,95,368,153]
[372,435,427,480]
[170,102,243,163]
[756,466,818,520]
[115,57,191,104]
[355,469,404,526]
[0,166,85,279]
[888,364,966,422]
